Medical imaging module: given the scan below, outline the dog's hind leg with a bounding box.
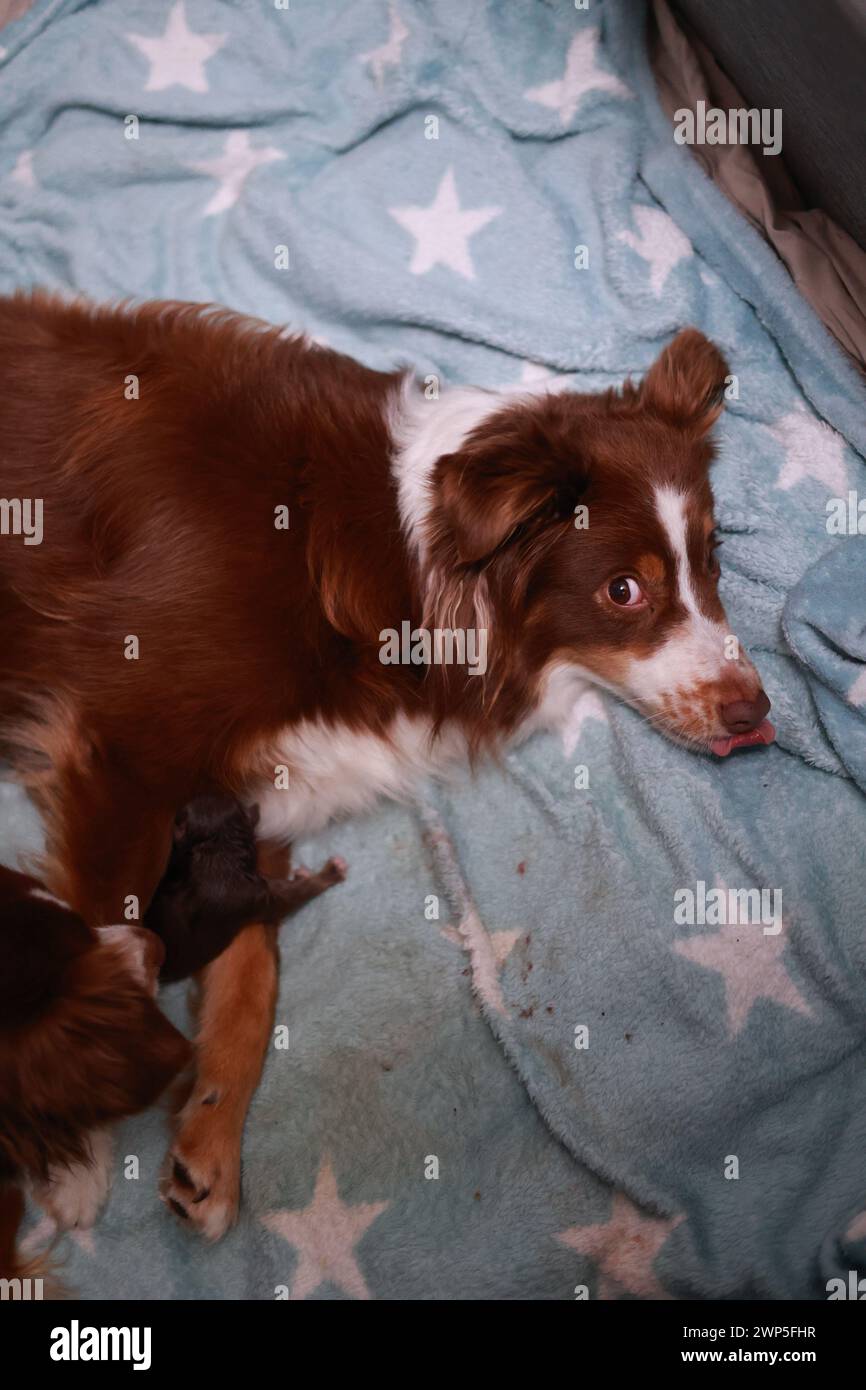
[11,712,176,926]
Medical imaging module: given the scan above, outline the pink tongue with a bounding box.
[710,719,775,758]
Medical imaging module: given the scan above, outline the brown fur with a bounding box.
[146,794,346,983]
[0,294,766,1239]
[160,923,279,1236]
[0,866,190,1282]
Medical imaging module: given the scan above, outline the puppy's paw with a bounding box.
[160,1092,240,1241]
[288,856,346,888]
[38,1128,114,1231]
[318,855,348,885]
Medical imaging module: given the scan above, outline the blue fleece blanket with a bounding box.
[2,0,866,1301]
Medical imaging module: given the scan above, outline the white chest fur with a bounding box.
[252,663,590,842]
[253,712,468,841]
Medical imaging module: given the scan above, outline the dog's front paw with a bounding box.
[38,1128,114,1230]
[160,1091,240,1241]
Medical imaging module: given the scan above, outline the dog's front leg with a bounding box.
[161,922,278,1240]
[35,1127,114,1233]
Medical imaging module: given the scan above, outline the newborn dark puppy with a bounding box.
[146,794,347,982]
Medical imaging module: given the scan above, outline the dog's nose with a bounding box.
[719,690,771,734]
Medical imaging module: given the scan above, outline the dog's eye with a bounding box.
[608,576,644,607]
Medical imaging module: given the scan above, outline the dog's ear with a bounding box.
[0,921,191,1175]
[47,944,190,1119]
[638,329,729,435]
[435,431,586,566]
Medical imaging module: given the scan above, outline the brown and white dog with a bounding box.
[0,865,189,1282]
[0,292,772,1240]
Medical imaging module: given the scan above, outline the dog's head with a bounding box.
[0,865,190,1184]
[171,793,259,865]
[426,329,772,756]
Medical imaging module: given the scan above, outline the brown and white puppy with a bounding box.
[0,294,772,1238]
[0,865,190,1283]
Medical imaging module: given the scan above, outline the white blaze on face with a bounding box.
[654,486,704,618]
[621,486,758,731]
